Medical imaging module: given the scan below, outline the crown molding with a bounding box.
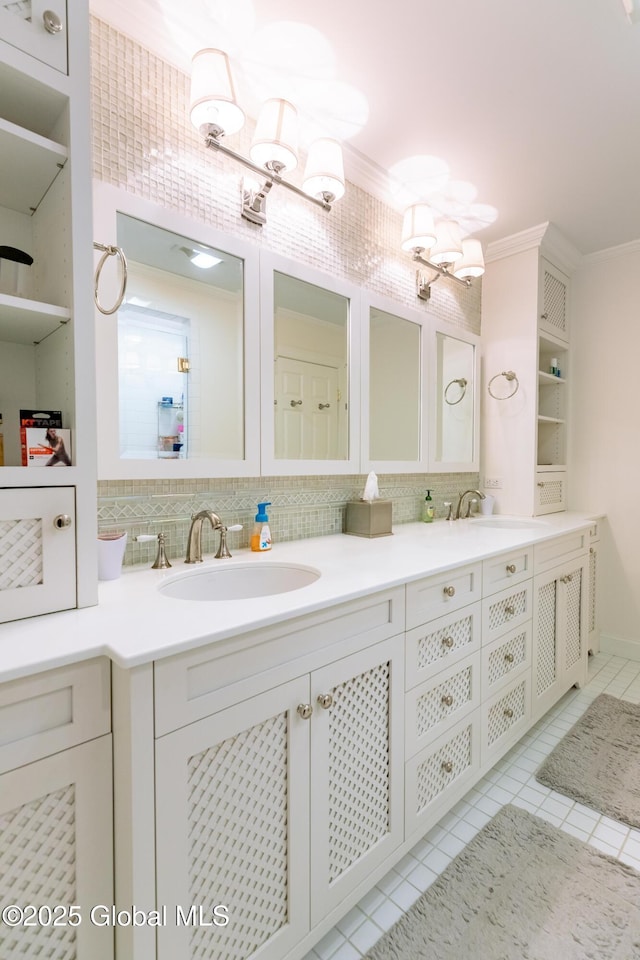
[485,221,583,274]
[580,236,640,266]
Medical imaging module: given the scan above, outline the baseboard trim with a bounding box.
[599,633,640,662]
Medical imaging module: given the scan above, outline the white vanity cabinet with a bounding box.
[532,533,589,721]
[0,659,113,959]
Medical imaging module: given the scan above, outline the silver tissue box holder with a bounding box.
[345,499,393,538]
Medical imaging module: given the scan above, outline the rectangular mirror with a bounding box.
[429,321,480,472]
[260,253,360,475]
[361,295,429,473]
[93,183,260,478]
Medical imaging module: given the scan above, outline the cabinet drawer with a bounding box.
[482,548,533,596]
[155,587,405,735]
[406,563,482,629]
[534,531,588,574]
[405,713,481,838]
[405,603,481,690]
[0,658,111,775]
[534,472,567,515]
[481,581,533,645]
[481,674,530,768]
[405,654,480,760]
[481,623,532,700]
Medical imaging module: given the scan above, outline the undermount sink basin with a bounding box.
[158,561,321,602]
[470,517,548,530]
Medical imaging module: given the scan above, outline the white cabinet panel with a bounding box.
[0,0,68,73]
[0,486,76,622]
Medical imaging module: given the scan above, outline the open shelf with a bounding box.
[0,292,70,344]
[537,415,565,425]
[538,369,566,386]
[0,116,67,214]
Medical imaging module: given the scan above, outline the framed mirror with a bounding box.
[429,320,480,472]
[259,252,361,475]
[92,182,260,478]
[360,294,429,472]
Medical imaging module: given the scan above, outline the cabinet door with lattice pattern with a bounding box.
[0,735,113,959]
[559,557,588,691]
[309,634,404,925]
[155,676,310,960]
[532,569,561,721]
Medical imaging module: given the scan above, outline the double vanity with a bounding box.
[0,512,599,960]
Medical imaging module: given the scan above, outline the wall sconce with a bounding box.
[402,204,485,301]
[189,48,346,225]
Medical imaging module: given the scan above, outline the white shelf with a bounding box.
[0,116,67,214]
[0,292,70,344]
[538,370,566,385]
[538,415,565,425]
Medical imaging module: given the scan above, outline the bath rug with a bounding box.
[364,804,640,960]
[536,693,640,828]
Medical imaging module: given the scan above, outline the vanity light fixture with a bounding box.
[189,48,346,225]
[402,206,485,301]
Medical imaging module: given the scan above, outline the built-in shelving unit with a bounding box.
[0,116,67,213]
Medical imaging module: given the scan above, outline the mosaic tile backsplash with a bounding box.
[90,19,482,566]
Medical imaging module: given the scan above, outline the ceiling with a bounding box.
[90,0,640,255]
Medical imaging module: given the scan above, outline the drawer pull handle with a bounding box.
[317,693,333,710]
[504,652,515,664]
[43,10,64,34]
[53,514,72,530]
[442,636,455,648]
[297,703,313,720]
[561,574,573,584]
[505,604,515,617]
[443,586,456,598]
[503,707,514,719]
[590,547,595,554]
[441,760,453,774]
[537,481,545,487]
[506,563,516,574]
[441,694,454,707]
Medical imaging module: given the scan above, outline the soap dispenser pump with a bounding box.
[251,502,272,552]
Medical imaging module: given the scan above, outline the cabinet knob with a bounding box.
[297,703,313,720]
[318,403,331,410]
[590,547,595,554]
[441,694,454,707]
[505,604,515,617]
[560,574,573,584]
[443,585,456,598]
[290,400,302,407]
[53,514,72,530]
[504,652,515,664]
[503,707,514,719]
[441,760,453,774]
[441,636,455,648]
[506,563,516,574]
[537,481,545,487]
[43,10,64,34]
[316,693,333,710]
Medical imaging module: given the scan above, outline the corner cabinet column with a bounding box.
[481,224,580,517]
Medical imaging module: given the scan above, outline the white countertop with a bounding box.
[0,513,598,683]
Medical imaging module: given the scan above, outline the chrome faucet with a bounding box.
[185,509,222,563]
[455,489,486,520]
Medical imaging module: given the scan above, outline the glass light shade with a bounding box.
[453,238,485,279]
[189,48,245,136]
[429,219,464,265]
[303,138,345,202]
[401,204,437,252]
[250,99,298,173]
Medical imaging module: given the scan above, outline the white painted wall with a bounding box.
[570,242,640,655]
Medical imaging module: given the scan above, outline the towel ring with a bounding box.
[488,370,520,400]
[93,241,128,315]
[444,377,467,405]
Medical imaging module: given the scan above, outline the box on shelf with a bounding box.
[25,428,72,466]
[345,500,393,538]
[20,409,62,465]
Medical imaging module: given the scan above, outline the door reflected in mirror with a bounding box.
[435,331,475,464]
[273,271,349,460]
[369,307,421,461]
[116,213,245,461]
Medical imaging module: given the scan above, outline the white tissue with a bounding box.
[362,471,380,503]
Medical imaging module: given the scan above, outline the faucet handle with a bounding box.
[215,523,243,559]
[444,501,454,521]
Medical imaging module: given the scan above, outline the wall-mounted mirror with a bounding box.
[260,253,360,475]
[429,321,480,472]
[361,294,429,472]
[92,183,260,478]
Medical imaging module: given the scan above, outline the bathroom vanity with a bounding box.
[0,514,600,960]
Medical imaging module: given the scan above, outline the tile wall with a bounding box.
[90,17,482,565]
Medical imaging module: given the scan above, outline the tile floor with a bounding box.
[304,651,640,960]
